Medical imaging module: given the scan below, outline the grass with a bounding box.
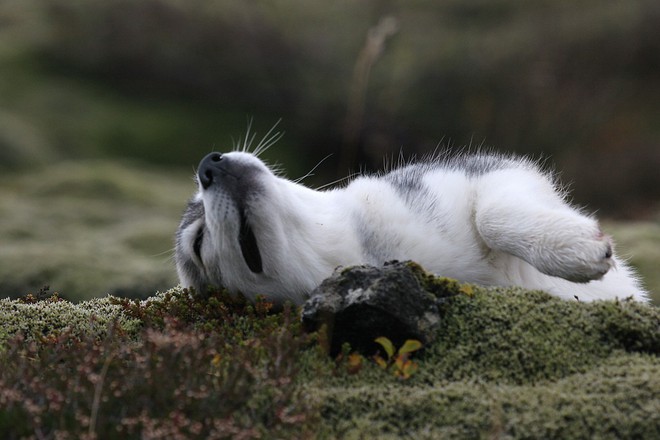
[0,281,658,438]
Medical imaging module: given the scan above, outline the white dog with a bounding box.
[175,147,647,305]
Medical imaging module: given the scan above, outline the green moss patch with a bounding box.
[0,282,658,438]
[425,288,658,383]
[316,353,659,439]
[308,287,659,438]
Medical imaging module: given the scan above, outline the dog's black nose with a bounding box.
[198,153,223,189]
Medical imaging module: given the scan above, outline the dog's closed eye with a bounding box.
[193,225,205,263]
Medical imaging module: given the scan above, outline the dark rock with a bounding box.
[301,261,460,356]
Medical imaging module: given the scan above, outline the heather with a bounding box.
[1,289,320,439]
[1,283,658,438]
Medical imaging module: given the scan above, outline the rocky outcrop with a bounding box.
[301,261,466,355]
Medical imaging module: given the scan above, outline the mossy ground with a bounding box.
[308,286,659,438]
[1,282,658,439]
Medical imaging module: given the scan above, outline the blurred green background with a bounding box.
[0,0,658,302]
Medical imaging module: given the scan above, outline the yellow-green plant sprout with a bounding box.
[374,336,396,359]
[374,337,423,379]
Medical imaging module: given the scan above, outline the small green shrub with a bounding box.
[0,287,319,439]
[0,290,140,345]
[373,337,423,379]
[1,282,658,439]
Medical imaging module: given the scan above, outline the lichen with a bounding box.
[0,295,141,344]
[0,278,658,438]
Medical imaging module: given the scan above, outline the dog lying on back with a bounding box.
[175,148,647,305]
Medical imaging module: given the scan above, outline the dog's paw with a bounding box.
[534,221,615,283]
[559,231,614,282]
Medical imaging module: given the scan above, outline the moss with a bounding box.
[0,295,141,344]
[315,354,660,439]
[589,299,660,354]
[404,261,476,300]
[0,281,658,438]
[420,288,658,384]
[304,286,660,438]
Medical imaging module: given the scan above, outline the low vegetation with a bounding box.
[1,289,319,439]
[1,282,658,438]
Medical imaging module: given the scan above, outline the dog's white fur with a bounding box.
[175,151,648,305]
